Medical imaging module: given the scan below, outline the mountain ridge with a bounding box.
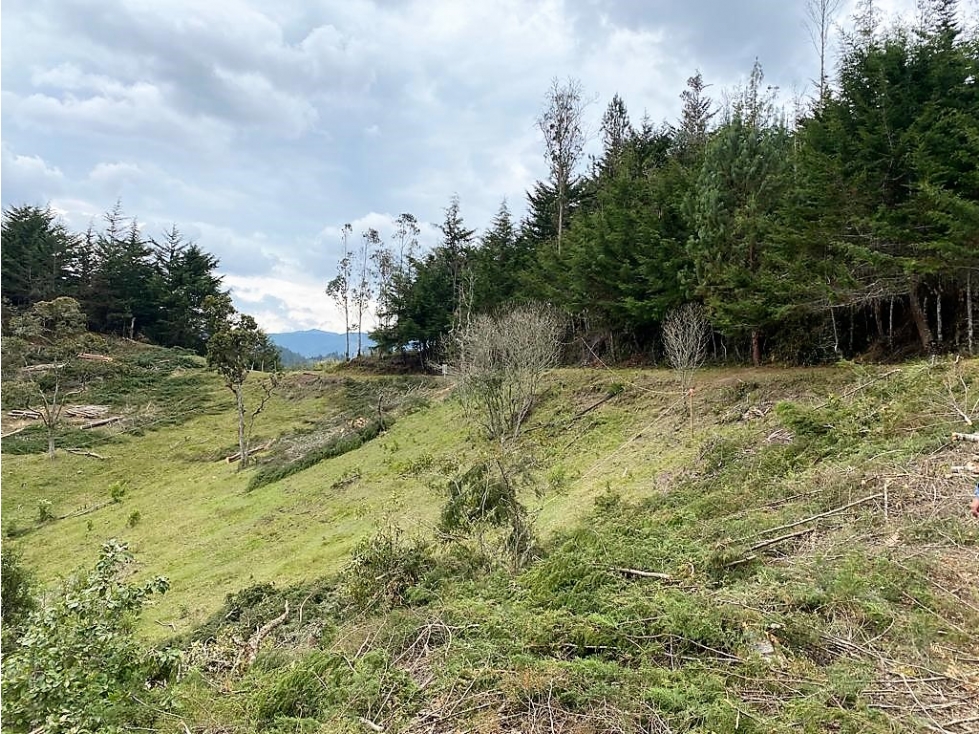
[268,329,374,358]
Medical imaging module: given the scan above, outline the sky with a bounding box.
[0,0,940,333]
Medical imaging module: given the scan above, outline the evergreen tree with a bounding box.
[688,62,791,365]
[1,205,80,308]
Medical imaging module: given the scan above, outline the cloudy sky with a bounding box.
[1,0,936,332]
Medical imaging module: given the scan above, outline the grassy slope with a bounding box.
[3,350,979,731]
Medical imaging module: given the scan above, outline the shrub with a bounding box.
[1,551,36,653]
[344,525,433,610]
[1,539,174,733]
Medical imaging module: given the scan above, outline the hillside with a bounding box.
[2,348,978,732]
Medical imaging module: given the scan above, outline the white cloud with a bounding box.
[2,0,937,333]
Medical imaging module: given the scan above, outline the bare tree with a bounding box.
[353,228,379,357]
[662,303,710,433]
[538,77,587,255]
[457,303,564,445]
[663,303,710,388]
[804,0,843,101]
[326,224,353,361]
[446,303,564,570]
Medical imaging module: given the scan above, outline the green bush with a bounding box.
[344,525,434,610]
[1,539,174,733]
[1,551,36,653]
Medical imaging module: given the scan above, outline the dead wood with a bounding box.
[224,439,273,463]
[234,602,289,672]
[63,448,106,459]
[815,368,901,409]
[58,501,112,520]
[81,416,122,429]
[1,426,28,439]
[21,362,66,373]
[745,493,884,541]
[64,405,110,419]
[610,566,673,581]
[951,432,979,444]
[77,353,114,363]
[358,717,384,732]
[574,393,616,419]
[746,527,816,553]
[8,409,42,419]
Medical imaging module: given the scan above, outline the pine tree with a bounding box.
[688,62,791,365]
[1,205,80,308]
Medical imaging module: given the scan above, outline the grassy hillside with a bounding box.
[3,347,978,732]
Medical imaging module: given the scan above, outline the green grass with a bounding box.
[3,353,979,732]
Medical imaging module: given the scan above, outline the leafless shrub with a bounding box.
[457,303,564,444]
[662,303,710,388]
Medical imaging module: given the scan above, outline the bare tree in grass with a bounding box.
[443,303,564,569]
[662,303,710,432]
[458,303,564,445]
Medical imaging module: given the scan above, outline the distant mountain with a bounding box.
[268,330,374,359]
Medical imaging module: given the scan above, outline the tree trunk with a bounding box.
[908,277,934,353]
[47,428,56,459]
[751,329,761,367]
[236,385,248,469]
[936,284,943,346]
[968,271,974,355]
[556,185,565,256]
[830,307,840,355]
[888,297,894,347]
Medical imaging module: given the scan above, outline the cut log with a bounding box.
[8,409,42,419]
[21,362,66,373]
[952,432,979,444]
[64,405,110,419]
[81,416,122,430]
[77,353,114,362]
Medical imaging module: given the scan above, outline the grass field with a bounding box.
[3,346,978,732]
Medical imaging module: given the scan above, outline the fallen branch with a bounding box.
[815,368,901,408]
[574,393,616,420]
[745,493,883,540]
[951,432,979,444]
[358,717,384,733]
[610,566,673,581]
[63,448,106,459]
[77,353,114,363]
[1,426,28,439]
[57,501,112,520]
[224,439,273,463]
[234,602,289,672]
[81,416,122,430]
[747,527,816,553]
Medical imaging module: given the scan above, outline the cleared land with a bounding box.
[2,347,978,732]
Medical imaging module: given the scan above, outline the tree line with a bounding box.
[357,0,978,365]
[1,202,224,354]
